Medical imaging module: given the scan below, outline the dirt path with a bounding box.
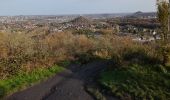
[7,60,109,100]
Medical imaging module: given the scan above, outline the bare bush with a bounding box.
[0,32,162,79]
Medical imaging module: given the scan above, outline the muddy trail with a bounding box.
[7,60,114,100]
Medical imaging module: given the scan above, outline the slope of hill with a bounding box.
[69,16,92,26]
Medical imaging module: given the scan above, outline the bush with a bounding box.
[123,44,162,65]
[0,32,96,78]
[0,33,35,78]
[0,31,163,79]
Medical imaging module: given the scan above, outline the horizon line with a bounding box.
[0,11,156,17]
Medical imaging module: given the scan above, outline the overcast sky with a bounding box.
[0,0,156,15]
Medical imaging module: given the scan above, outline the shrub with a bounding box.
[0,31,163,79]
[0,33,35,78]
[123,44,162,65]
[0,32,97,78]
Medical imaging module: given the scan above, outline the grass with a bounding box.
[100,64,170,100]
[0,65,64,98]
[86,87,106,100]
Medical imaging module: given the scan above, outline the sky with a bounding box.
[0,0,156,16]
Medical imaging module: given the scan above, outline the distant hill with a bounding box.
[83,13,131,19]
[126,11,157,18]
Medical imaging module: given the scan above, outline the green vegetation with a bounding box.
[157,1,170,66]
[97,37,170,99]
[95,27,170,99]
[0,65,64,98]
[86,87,106,100]
[98,40,170,99]
[96,3,170,100]
[100,64,170,100]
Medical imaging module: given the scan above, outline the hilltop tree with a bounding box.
[157,1,170,66]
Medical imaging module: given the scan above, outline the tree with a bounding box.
[157,1,170,66]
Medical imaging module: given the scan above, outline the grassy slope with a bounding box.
[100,64,170,100]
[0,65,64,98]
